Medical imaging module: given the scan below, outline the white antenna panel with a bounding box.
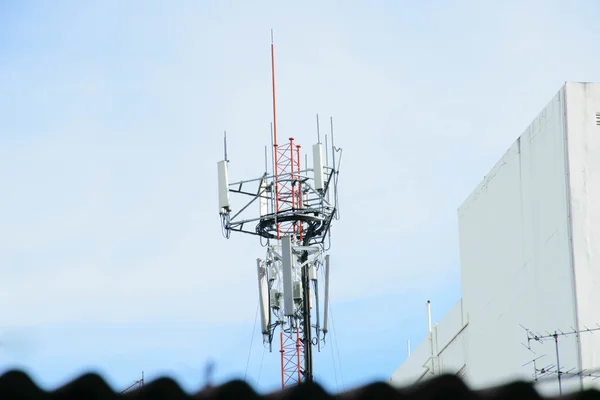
[293,281,303,301]
[312,143,324,191]
[270,289,280,309]
[309,264,317,281]
[256,259,270,334]
[281,236,295,316]
[259,179,268,217]
[217,160,231,213]
[323,254,331,334]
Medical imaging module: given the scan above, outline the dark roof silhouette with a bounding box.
[0,370,598,399]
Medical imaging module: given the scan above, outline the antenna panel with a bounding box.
[259,179,268,217]
[256,259,270,334]
[293,281,303,301]
[270,289,280,309]
[281,236,295,316]
[217,160,230,212]
[312,143,324,191]
[323,254,330,334]
[309,264,317,281]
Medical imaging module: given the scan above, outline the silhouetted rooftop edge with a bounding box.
[1,370,600,399]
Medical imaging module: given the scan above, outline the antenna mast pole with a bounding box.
[301,243,313,382]
[270,29,306,386]
[270,30,281,239]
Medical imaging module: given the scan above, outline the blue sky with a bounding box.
[1,0,600,395]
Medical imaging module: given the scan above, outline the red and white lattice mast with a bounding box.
[217,31,342,388]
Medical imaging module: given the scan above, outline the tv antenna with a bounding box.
[520,323,600,394]
[217,30,343,388]
[120,372,144,394]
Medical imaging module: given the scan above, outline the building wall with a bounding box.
[389,299,467,387]
[457,85,581,390]
[388,332,432,386]
[434,299,467,375]
[565,83,600,389]
[437,325,468,378]
[389,83,600,393]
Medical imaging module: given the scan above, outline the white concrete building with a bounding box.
[389,82,600,394]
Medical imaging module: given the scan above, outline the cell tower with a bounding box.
[217,31,342,388]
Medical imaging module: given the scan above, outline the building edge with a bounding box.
[561,83,584,390]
